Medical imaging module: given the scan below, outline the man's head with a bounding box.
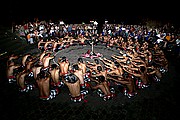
[26,56,33,62]
[66,73,78,83]
[50,64,58,70]
[114,61,120,68]
[97,66,103,72]
[72,64,79,71]
[97,75,105,83]
[78,57,83,63]
[140,66,146,73]
[61,56,67,62]
[38,70,46,79]
[94,59,99,64]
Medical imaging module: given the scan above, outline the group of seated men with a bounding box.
[6,33,168,102]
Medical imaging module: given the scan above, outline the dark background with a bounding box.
[1,1,179,26]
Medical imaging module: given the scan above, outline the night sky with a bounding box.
[1,1,179,26]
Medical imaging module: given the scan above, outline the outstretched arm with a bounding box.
[123,66,141,77]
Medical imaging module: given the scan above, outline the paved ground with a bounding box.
[0,26,179,120]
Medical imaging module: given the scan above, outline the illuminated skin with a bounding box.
[147,65,162,79]
[99,57,115,69]
[39,51,46,65]
[36,71,51,98]
[7,54,19,66]
[62,73,81,98]
[72,64,85,86]
[123,63,149,86]
[58,57,70,76]
[25,57,37,72]
[16,70,29,90]
[106,62,136,94]
[6,62,20,79]
[90,75,112,96]
[22,54,31,67]
[86,59,103,72]
[32,64,43,80]
[90,66,108,82]
[106,62,124,80]
[77,58,87,75]
[42,53,54,68]
[44,40,54,51]
[49,64,60,85]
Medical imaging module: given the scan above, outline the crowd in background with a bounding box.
[13,18,179,56]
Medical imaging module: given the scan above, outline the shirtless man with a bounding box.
[62,73,83,102]
[72,64,88,95]
[49,64,63,87]
[53,40,63,52]
[154,55,168,73]
[106,61,124,82]
[58,56,70,77]
[16,70,30,92]
[146,64,161,82]
[90,66,108,85]
[6,60,21,83]
[86,58,103,73]
[38,38,46,52]
[31,64,43,80]
[22,55,39,86]
[105,61,137,97]
[7,53,19,67]
[42,52,54,71]
[44,39,54,52]
[24,55,39,72]
[77,57,87,75]
[36,70,57,100]
[90,75,115,101]
[99,57,116,71]
[22,53,31,67]
[77,57,90,83]
[123,64,150,88]
[78,34,87,46]
[39,51,46,65]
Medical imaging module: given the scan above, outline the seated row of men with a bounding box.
[6,42,168,102]
[37,33,98,53]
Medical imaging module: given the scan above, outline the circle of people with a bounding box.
[7,19,171,102]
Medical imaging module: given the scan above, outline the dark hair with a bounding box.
[51,64,57,69]
[38,70,46,79]
[146,52,150,56]
[94,59,99,64]
[140,66,146,73]
[7,60,14,65]
[97,66,102,71]
[26,56,33,62]
[114,61,120,68]
[110,57,115,62]
[72,64,79,70]
[126,59,131,64]
[61,56,67,62]
[78,57,83,63]
[66,73,78,83]
[98,75,105,82]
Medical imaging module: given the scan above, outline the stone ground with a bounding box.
[0,26,179,120]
